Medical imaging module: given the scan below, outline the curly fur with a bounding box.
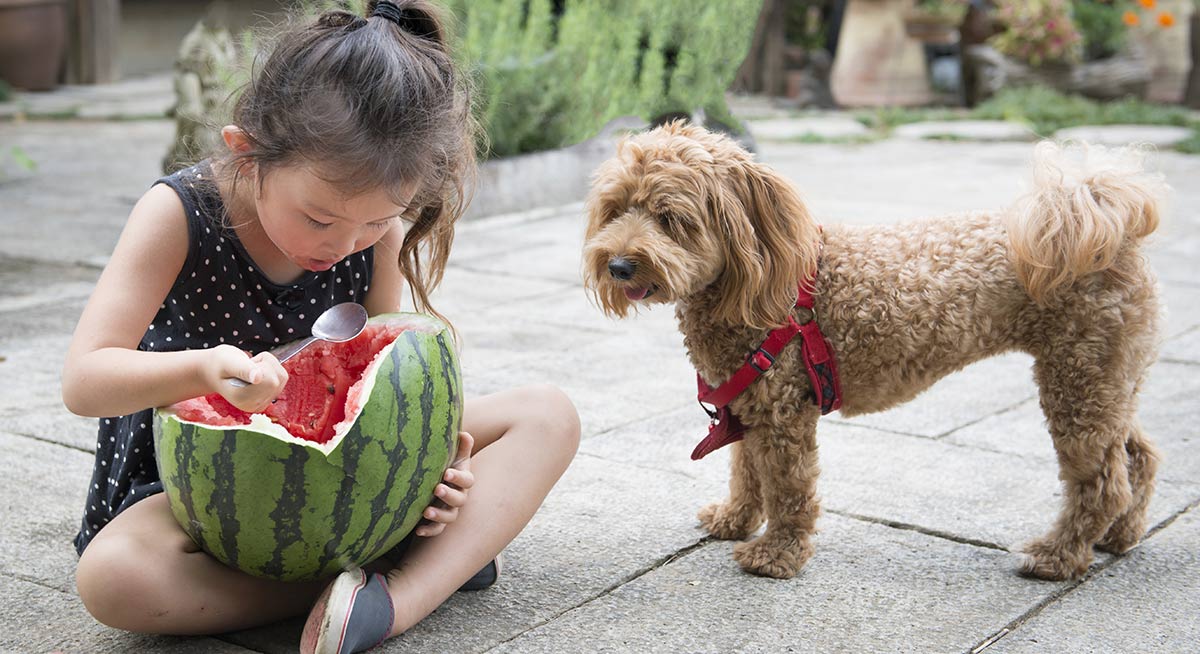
[582,122,1166,581]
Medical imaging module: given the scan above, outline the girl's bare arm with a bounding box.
[62,184,284,417]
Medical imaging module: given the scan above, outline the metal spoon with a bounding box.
[228,302,369,387]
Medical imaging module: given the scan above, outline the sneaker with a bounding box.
[300,567,394,654]
[458,553,503,592]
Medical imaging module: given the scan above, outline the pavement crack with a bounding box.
[933,395,1037,439]
[4,571,73,595]
[481,537,713,652]
[964,494,1200,653]
[2,430,93,454]
[828,509,1009,551]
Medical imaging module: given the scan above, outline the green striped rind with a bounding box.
[153,313,462,581]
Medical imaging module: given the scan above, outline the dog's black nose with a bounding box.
[608,257,636,281]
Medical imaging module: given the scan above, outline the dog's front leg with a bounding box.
[698,441,765,539]
[732,406,821,579]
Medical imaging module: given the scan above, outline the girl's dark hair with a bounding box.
[219,0,477,322]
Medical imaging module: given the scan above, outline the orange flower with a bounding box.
[1157,12,1175,27]
[1122,10,1140,26]
[1138,0,1156,8]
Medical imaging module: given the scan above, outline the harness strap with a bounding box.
[691,278,842,460]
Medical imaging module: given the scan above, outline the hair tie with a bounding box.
[371,1,425,36]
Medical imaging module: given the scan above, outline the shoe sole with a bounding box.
[300,568,368,654]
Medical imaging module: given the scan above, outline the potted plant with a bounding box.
[904,0,970,44]
[964,0,1178,103]
[0,0,68,91]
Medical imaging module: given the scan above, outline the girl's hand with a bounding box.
[416,431,475,537]
[207,345,288,413]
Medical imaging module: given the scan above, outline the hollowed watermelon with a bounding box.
[153,313,461,581]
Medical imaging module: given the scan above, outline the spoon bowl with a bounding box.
[228,302,368,387]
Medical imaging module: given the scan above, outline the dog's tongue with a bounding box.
[624,287,650,301]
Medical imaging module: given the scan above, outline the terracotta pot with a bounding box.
[0,0,68,91]
[903,11,960,45]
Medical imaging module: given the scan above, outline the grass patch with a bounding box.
[784,132,883,145]
[971,86,1196,136]
[841,86,1200,154]
[854,105,967,131]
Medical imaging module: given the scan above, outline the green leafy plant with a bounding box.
[911,0,969,22]
[1072,0,1131,60]
[448,0,760,158]
[210,0,758,159]
[972,84,1195,133]
[990,0,1083,66]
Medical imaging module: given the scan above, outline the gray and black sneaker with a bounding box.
[301,567,393,654]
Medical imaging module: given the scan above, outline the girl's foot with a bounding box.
[300,567,393,654]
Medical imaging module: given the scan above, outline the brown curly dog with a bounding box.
[582,122,1166,581]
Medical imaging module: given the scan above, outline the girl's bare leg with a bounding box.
[383,384,580,636]
[76,493,326,634]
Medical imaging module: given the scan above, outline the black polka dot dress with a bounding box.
[74,161,375,555]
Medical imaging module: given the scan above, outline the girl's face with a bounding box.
[252,165,415,272]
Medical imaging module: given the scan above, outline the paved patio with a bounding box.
[1,94,1198,653]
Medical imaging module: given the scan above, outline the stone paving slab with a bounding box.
[0,431,95,594]
[582,404,1199,556]
[1161,327,1200,363]
[1053,125,1196,148]
[224,453,721,653]
[830,352,1037,438]
[0,334,77,418]
[489,515,1071,654]
[945,360,1200,486]
[893,120,1038,142]
[1,575,254,654]
[0,120,174,266]
[748,116,870,141]
[990,508,1200,654]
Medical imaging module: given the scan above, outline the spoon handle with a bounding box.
[226,336,317,387]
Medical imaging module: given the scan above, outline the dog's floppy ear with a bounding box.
[712,161,819,330]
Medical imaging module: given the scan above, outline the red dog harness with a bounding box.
[692,277,842,460]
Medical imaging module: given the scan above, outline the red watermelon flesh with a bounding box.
[174,324,406,444]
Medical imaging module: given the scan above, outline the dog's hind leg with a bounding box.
[1096,421,1160,554]
[1021,353,1140,580]
[730,406,821,579]
[698,441,766,540]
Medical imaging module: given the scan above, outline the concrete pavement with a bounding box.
[1,100,1198,653]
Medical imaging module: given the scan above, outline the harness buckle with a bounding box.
[698,399,718,421]
[749,348,775,373]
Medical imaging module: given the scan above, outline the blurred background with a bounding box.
[1,0,1197,178]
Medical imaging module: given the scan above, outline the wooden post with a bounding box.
[68,0,120,84]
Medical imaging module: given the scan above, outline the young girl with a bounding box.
[61,2,580,653]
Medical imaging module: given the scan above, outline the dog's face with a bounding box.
[582,122,819,330]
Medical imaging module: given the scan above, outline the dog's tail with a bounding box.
[1006,141,1166,304]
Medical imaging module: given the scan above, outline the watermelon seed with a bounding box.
[327,384,336,395]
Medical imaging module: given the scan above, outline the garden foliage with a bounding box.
[446,0,761,158]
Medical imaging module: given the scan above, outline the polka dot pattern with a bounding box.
[74,161,375,555]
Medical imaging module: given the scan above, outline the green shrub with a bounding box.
[449,0,761,158]
[1071,0,1130,60]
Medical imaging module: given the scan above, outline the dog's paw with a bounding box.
[1019,537,1090,581]
[732,534,812,579]
[1095,518,1145,555]
[697,502,762,540]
